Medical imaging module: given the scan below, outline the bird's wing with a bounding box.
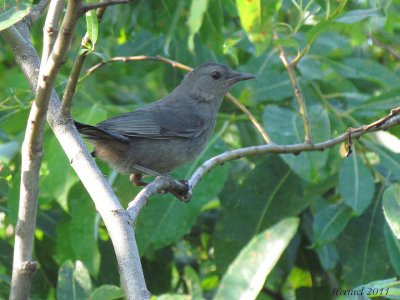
[97,106,206,139]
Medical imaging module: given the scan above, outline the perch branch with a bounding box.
[80,55,272,144]
[126,110,400,215]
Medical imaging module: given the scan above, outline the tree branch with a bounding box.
[40,0,65,70]
[2,6,150,300]
[81,0,131,15]
[80,55,272,144]
[25,0,51,27]
[274,32,312,144]
[3,1,83,298]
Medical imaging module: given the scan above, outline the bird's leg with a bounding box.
[129,173,148,187]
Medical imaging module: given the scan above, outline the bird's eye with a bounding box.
[211,71,221,80]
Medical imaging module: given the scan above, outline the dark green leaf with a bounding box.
[68,184,101,276]
[89,285,124,300]
[214,157,307,273]
[336,8,384,24]
[263,105,330,182]
[313,203,353,247]
[339,154,375,215]
[336,198,395,287]
[57,261,92,300]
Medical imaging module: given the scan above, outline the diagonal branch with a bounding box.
[274,32,312,144]
[80,55,272,144]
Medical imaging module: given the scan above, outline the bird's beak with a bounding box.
[227,71,256,85]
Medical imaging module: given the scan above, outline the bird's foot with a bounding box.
[129,173,148,187]
[167,179,190,202]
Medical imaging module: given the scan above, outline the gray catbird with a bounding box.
[75,62,255,185]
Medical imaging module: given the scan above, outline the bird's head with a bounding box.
[182,62,255,105]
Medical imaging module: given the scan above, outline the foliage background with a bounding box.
[1,0,400,299]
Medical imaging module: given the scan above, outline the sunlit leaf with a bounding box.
[214,218,299,300]
[382,184,400,238]
[0,3,31,31]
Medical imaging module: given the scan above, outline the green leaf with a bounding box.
[183,266,203,300]
[89,285,124,300]
[236,0,277,55]
[187,0,209,52]
[315,244,339,271]
[92,51,109,63]
[85,10,99,47]
[248,71,292,103]
[214,157,307,273]
[214,218,299,300]
[336,199,394,287]
[0,141,19,162]
[324,58,400,88]
[263,105,330,182]
[68,184,101,276]
[40,136,80,209]
[306,20,333,44]
[336,8,385,24]
[57,260,92,300]
[339,154,375,215]
[382,184,400,238]
[313,203,353,247]
[0,3,32,31]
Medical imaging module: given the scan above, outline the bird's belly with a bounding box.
[119,136,206,174]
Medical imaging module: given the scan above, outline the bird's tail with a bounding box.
[74,121,129,143]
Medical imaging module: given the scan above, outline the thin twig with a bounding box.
[61,53,87,114]
[25,0,51,27]
[368,34,400,61]
[274,32,312,144]
[80,55,272,144]
[81,0,131,14]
